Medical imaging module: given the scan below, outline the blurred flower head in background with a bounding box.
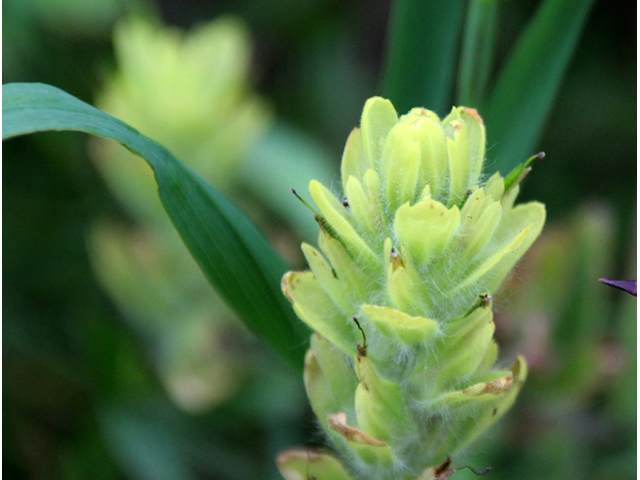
[90,14,272,412]
[93,14,271,223]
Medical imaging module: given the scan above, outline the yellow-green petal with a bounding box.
[308,334,359,421]
[360,97,398,167]
[439,321,495,382]
[282,271,356,356]
[459,107,486,186]
[304,348,337,431]
[452,224,532,293]
[302,243,351,313]
[408,116,448,199]
[309,180,379,268]
[484,171,505,200]
[354,357,412,443]
[362,168,385,229]
[394,199,461,265]
[341,128,370,191]
[361,304,438,346]
[318,231,375,302]
[346,176,378,238]
[459,195,502,263]
[445,119,471,205]
[380,123,421,212]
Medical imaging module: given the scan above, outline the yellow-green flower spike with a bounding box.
[281,97,545,480]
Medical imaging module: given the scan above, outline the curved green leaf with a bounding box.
[3,82,308,371]
[483,0,597,174]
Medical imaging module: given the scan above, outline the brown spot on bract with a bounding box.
[281,275,294,302]
[462,107,484,126]
[327,413,387,447]
[482,376,512,394]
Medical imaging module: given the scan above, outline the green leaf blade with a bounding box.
[3,82,309,371]
[382,0,467,116]
[456,0,498,108]
[483,0,597,174]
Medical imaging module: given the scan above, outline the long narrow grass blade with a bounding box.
[3,82,309,371]
[456,0,498,108]
[381,0,466,115]
[483,0,597,174]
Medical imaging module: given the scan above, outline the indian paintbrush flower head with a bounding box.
[279,97,546,480]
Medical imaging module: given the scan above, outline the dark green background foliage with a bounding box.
[3,0,636,479]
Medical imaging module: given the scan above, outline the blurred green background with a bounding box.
[3,0,636,479]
